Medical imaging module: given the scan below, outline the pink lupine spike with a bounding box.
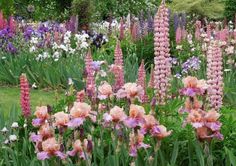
[137,60,149,103]
[85,49,96,100]
[195,20,201,40]
[131,22,138,41]
[0,11,4,30]
[153,2,171,105]
[20,73,31,118]
[119,17,125,40]
[176,26,182,44]
[207,40,223,111]
[113,40,125,92]
[9,16,16,33]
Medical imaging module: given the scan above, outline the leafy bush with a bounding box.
[224,0,236,21]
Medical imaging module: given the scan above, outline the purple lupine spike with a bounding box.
[139,11,145,37]
[147,11,154,33]
[173,13,179,32]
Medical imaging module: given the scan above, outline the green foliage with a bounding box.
[224,0,236,21]
[93,0,160,20]
[0,0,14,18]
[71,0,94,29]
[169,0,225,19]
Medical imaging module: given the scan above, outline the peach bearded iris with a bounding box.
[180,76,208,97]
[124,104,145,128]
[186,109,223,141]
[32,106,50,127]
[116,83,144,101]
[68,102,97,128]
[129,131,150,157]
[98,82,113,100]
[103,106,127,127]
[53,112,69,127]
[37,137,66,160]
[67,138,93,160]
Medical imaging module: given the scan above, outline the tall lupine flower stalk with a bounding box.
[113,41,125,91]
[119,17,125,40]
[207,40,223,112]
[0,10,5,30]
[9,16,16,33]
[20,73,31,118]
[85,49,96,100]
[147,11,154,33]
[137,60,148,103]
[195,20,201,40]
[176,26,182,44]
[139,11,145,37]
[207,24,211,39]
[154,1,171,105]
[131,22,138,41]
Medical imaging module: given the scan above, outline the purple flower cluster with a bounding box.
[181,56,201,74]
[0,28,17,54]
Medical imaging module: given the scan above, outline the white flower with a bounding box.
[11,122,19,128]
[32,83,37,89]
[1,127,8,133]
[224,69,231,72]
[2,56,6,60]
[9,135,17,142]
[68,78,74,85]
[30,37,38,44]
[99,70,107,77]
[3,139,9,144]
[23,124,27,128]
[176,45,182,50]
[29,46,36,52]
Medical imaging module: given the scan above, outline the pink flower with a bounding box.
[113,41,125,91]
[207,41,223,111]
[67,137,93,160]
[137,60,149,103]
[98,82,113,100]
[154,3,171,105]
[76,90,86,102]
[129,131,150,157]
[67,139,85,158]
[153,125,172,140]
[20,73,31,118]
[68,102,96,128]
[53,112,69,127]
[116,83,144,101]
[38,123,53,139]
[141,114,159,134]
[32,106,49,127]
[110,106,126,122]
[124,104,145,128]
[37,137,66,160]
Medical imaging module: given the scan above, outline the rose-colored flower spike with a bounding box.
[137,59,148,103]
[148,65,155,88]
[176,26,182,44]
[113,40,125,92]
[207,40,223,111]
[85,49,96,100]
[154,2,171,105]
[20,73,31,118]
